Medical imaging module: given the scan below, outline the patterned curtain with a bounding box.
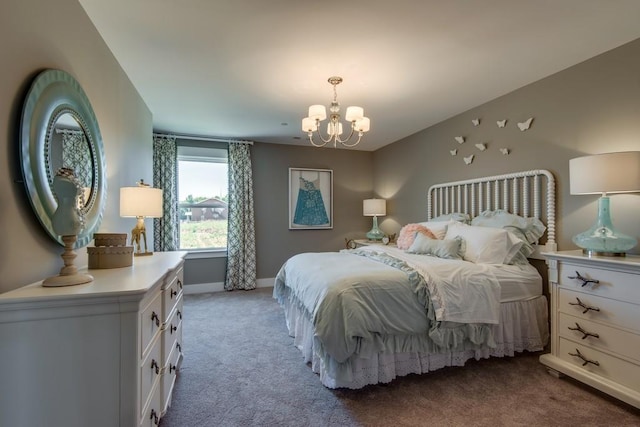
[62,131,92,188]
[153,135,179,251]
[224,142,256,291]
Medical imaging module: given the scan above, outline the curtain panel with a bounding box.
[153,134,179,251]
[225,142,256,291]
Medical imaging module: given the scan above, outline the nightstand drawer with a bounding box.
[559,313,640,362]
[559,288,639,333]
[558,262,640,304]
[559,338,640,393]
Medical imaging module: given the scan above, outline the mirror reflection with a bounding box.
[47,112,95,210]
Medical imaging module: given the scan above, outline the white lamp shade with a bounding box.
[355,117,370,132]
[363,198,386,216]
[120,186,163,218]
[570,151,640,195]
[302,117,317,132]
[345,106,364,122]
[308,105,327,121]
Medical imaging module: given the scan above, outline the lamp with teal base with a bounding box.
[570,152,640,256]
[363,198,386,241]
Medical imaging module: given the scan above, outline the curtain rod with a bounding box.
[153,132,253,145]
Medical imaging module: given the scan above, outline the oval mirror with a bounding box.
[20,69,107,248]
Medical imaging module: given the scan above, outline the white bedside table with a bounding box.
[540,250,640,409]
[354,239,397,248]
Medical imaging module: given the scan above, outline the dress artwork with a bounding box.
[293,177,329,226]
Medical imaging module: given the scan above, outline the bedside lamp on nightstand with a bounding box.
[363,198,386,241]
[570,151,640,256]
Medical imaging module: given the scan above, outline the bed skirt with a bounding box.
[279,292,549,389]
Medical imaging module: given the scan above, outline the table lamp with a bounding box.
[120,180,163,256]
[570,151,640,256]
[363,198,386,241]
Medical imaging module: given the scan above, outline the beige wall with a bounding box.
[373,37,640,255]
[1,0,153,292]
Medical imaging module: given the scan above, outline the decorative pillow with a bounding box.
[417,220,454,239]
[471,210,545,244]
[407,233,465,260]
[430,212,471,224]
[444,222,523,264]
[396,224,437,250]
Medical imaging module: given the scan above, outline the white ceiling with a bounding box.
[78,0,640,151]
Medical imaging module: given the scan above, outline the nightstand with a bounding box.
[354,239,396,248]
[540,250,640,409]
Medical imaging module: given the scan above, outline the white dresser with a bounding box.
[0,251,185,427]
[540,250,640,408]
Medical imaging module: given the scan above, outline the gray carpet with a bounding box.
[160,288,640,427]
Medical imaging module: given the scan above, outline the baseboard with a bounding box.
[184,277,275,294]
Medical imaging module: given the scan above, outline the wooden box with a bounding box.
[94,233,128,247]
[87,246,133,269]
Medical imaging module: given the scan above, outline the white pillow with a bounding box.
[407,233,465,260]
[444,222,523,264]
[417,219,455,239]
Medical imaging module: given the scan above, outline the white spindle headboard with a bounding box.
[427,169,557,254]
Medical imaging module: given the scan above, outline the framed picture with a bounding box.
[289,168,333,229]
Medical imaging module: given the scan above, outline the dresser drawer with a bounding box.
[558,262,640,304]
[161,339,182,415]
[559,338,640,393]
[140,373,162,427]
[140,290,163,357]
[559,288,639,333]
[162,298,183,365]
[140,335,162,419]
[559,313,640,362]
[162,269,183,323]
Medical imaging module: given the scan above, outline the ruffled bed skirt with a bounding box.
[279,292,549,389]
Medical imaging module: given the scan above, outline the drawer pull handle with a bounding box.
[170,364,177,374]
[171,288,178,298]
[178,279,183,289]
[568,271,600,287]
[569,297,600,314]
[151,359,160,374]
[170,324,177,334]
[150,409,159,425]
[569,348,600,367]
[177,309,182,320]
[568,322,600,340]
[151,311,160,327]
[176,342,182,352]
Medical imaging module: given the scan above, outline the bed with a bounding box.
[274,170,556,389]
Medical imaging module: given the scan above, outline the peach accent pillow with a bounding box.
[396,224,437,250]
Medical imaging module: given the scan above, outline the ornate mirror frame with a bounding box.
[20,69,107,248]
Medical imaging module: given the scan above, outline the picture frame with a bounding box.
[288,167,333,230]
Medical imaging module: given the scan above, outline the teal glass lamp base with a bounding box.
[572,196,637,257]
[366,216,384,241]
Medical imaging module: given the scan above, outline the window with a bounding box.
[177,145,228,250]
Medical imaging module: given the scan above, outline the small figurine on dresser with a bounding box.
[43,167,94,287]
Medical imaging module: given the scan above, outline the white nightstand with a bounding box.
[540,250,640,409]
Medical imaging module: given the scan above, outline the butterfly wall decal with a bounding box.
[496,120,507,128]
[472,118,480,126]
[517,117,533,131]
[463,155,474,165]
[475,143,486,151]
[499,148,510,155]
[454,136,465,144]
[450,149,458,156]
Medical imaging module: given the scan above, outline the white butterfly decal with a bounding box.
[475,143,486,151]
[499,148,510,155]
[517,117,533,131]
[463,155,474,165]
[472,118,480,126]
[496,120,507,128]
[450,149,458,156]
[454,136,465,144]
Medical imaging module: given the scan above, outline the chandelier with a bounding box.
[302,76,370,148]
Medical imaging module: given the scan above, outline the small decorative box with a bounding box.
[94,233,128,247]
[87,246,134,269]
